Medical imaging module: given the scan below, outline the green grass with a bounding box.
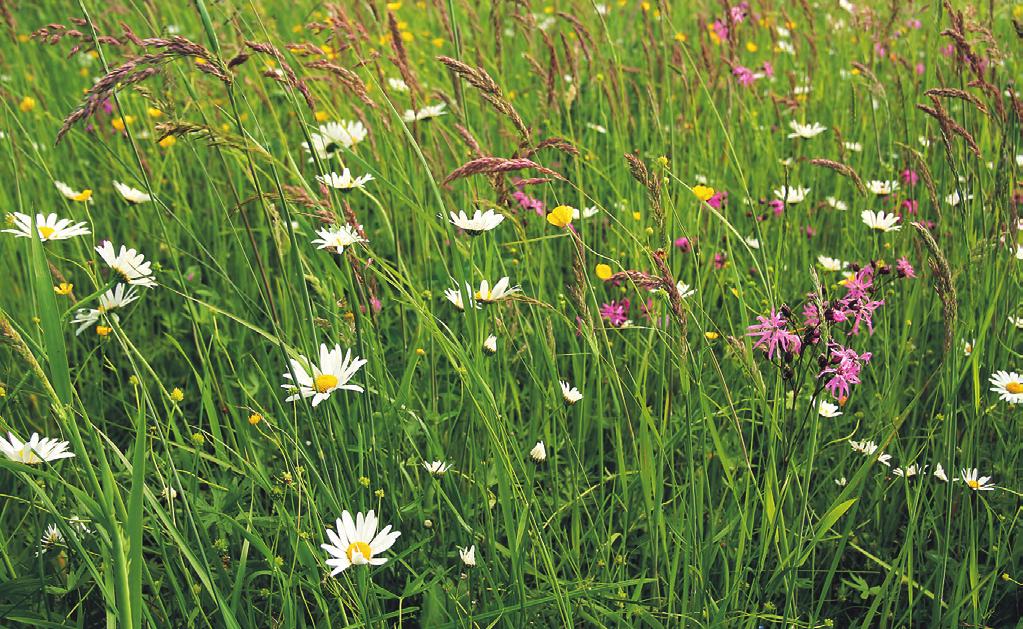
[0,0,1021,626]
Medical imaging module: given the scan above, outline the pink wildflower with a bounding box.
[747,309,802,360]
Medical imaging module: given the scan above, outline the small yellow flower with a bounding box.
[632,211,642,221]
[96,325,113,336]
[415,348,426,356]
[147,107,163,119]
[692,185,715,202]
[745,41,758,52]
[19,96,36,112]
[641,1,650,11]
[159,135,176,148]
[111,115,136,132]
[248,412,263,425]
[387,1,402,9]
[315,110,329,122]
[595,264,613,281]
[54,282,74,296]
[374,488,385,498]
[656,155,669,168]
[170,387,185,402]
[431,37,444,48]
[547,205,574,228]
[704,331,719,340]
[358,476,371,487]
[401,30,413,42]
[0,386,5,397]
[674,32,687,43]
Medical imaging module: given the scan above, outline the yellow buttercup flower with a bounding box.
[547,205,573,228]
[159,135,176,148]
[595,264,613,281]
[19,96,36,112]
[705,331,719,340]
[96,325,113,336]
[147,107,163,119]
[746,41,758,52]
[170,387,185,402]
[111,115,136,132]
[693,185,715,202]
[248,413,263,425]
[54,283,74,296]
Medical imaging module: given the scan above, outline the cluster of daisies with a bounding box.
[844,440,995,492]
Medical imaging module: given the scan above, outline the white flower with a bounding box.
[774,185,810,204]
[113,181,151,203]
[303,121,367,160]
[71,283,140,336]
[449,209,505,234]
[422,460,451,476]
[560,380,582,404]
[458,544,477,567]
[835,476,848,486]
[529,440,547,462]
[483,334,497,355]
[893,464,920,479]
[474,277,520,304]
[865,180,899,196]
[445,287,469,310]
[54,180,93,202]
[744,236,761,249]
[160,486,179,501]
[3,212,90,241]
[387,77,409,92]
[843,141,862,152]
[817,256,847,272]
[959,468,995,491]
[787,120,827,139]
[38,524,65,555]
[317,169,374,191]
[839,0,856,13]
[321,510,400,575]
[1011,316,1023,329]
[989,370,1023,404]
[585,122,607,134]
[0,432,75,464]
[778,40,795,55]
[945,190,972,206]
[918,135,932,148]
[311,224,366,253]
[96,241,157,287]
[933,463,949,482]
[849,439,892,466]
[1015,244,1023,260]
[825,196,848,211]
[861,210,901,232]
[963,338,975,356]
[282,344,367,407]
[402,103,447,123]
[572,206,599,220]
[675,282,695,299]
[817,400,842,418]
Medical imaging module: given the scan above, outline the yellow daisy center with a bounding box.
[38,226,56,239]
[1006,382,1023,395]
[314,374,339,393]
[17,447,40,464]
[966,479,980,489]
[345,541,372,562]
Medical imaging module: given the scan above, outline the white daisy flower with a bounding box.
[54,180,93,202]
[37,524,65,555]
[71,283,140,336]
[474,277,520,304]
[311,224,366,253]
[835,476,848,486]
[302,121,367,160]
[585,122,608,134]
[445,287,469,311]
[675,282,696,299]
[963,338,975,356]
[281,343,368,407]
[560,380,582,405]
[422,460,451,476]
[843,141,862,152]
[321,510,400,575]
[96,242,157,287]
[572,206,599,220]
[818,400,842,418]
[861,210,901,232]
[387,77,409,92]
[1015,244,1023,260]
[482,334,497,355]
[744,237,761,249]
[529,440,547,462]
[825,196,848,211]
[773,185,810,204]
[933,463,949,482]
[989,370,1023,404]
[865,180,899,196]
[113,181,151,203]
[945,190,972,206]
[787,120,827,139]
[1011,316,1023,329]
[317,169,374,192]
[3,212,90,241]
[402,103,447,123]
[959,468,995,491]
[893,464,920,479]
[918,136,931,148]
[817,255,847,271]
[449,209,505,235]
[458,544,477,567]
[849,439,892,466]
[0,432,75,464]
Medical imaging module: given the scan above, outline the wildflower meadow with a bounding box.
[2,0,1023,626]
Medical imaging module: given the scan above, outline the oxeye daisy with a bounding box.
[674,281,696,299]
[0,432,75,464]
[989,370,1023,404]
[37,524,65,555]
[311,224,367,253]
[317,169,374,192]
[113,181,151,203]
[861,210,901,232]
[773,185,810,204]
[560,380,582,404]
[321,510,400,575]
[817,255,848,271]
[401,103,447,123]
[530,440,547,462]
[848,439,892,466]
[963,338,975,356]
[893,464,920,479]
[449,209,504,235]
[3,212,90,241]
[482,334,498,355]
[817,399,842,417]
[959,468,995,491]
[302,120,368,160]
[71,283,140,336]
[865,179,899,196]
[281,344,367,407]
[787,120,827,139]
[54,180,93,202]
[825,196,848,211]
[96,242,157,287]
[933,463,949,482]
[474,277,520,304]
[458,545,477,567]
[422,460,451,476]
[572,206,599,220]
[387,77,409,92]
[945,190,972,206]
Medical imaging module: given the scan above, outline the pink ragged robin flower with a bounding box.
[819,343,871,400]
[901,169,919,186]
[747,309,802,360]
[896,257,916,278]
[599,299,630,328]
